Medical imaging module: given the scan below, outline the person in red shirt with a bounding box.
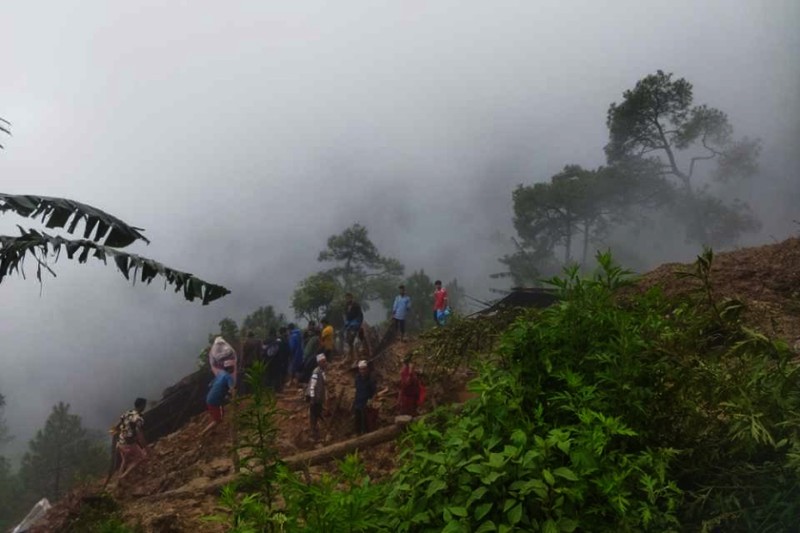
[398,357,425,416]
[432,280,448,326]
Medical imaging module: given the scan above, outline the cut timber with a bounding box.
[283,421,406,469]
[138,419,412,502]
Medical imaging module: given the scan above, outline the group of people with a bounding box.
[111,283,447,479]
[390,279,450,340]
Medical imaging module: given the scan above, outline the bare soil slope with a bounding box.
[32,236,800,531]
[32,342,426,532]
[632,237,800,346]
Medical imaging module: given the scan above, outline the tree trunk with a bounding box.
[139,421,411,502]
[564,218,572,264]
[283,423,404,469]
[581,221,590,268]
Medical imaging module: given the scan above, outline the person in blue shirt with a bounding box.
[392,284,412,342]
[202,359,236,436]
[288,323,305,385]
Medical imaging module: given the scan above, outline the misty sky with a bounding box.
[1,1,798,459]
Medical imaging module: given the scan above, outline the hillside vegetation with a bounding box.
[33,239,800,532]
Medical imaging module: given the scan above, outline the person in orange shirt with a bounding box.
[320,317,335,359]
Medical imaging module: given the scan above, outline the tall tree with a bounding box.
[317,223,404,299]
[240,305,286,339]
[291,272,339,323]
[293,223,404,322]
[0,456,25,532]
[0,393,10,448]
[510,165,619,269]
[218,318,240,346]
[0,121,229,304]
[19,402,107,502]
[605,70,760,244]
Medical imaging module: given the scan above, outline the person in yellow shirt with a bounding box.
[320,318,335,360]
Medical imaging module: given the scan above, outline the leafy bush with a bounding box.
[277,454,387,532]
[217,250,800,531]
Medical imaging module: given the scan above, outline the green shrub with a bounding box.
[219,250,800,531]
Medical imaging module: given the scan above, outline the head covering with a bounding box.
[316,353,327,363]
[223,358,236,368]
[210,337,237,376]
[358,360,368,369]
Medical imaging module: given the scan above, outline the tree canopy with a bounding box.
[292,223,404,322]
[19,402,106,502]
[241,306,286,339]
[606,70,760,191]
[605,70,760,244]
[500,71,762,285]
[291,272,339,323]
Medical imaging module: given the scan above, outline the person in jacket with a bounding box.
[320,318,335,360]
[202,358,236,436]
[344,293,364,359]
[392,284,412,341]
[288,323,305,385]
[271,327,292,392]
[353,360,376,435]
[308,354,328,441]
[301,329,321,383]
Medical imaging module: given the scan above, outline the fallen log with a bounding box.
[283,420,407,469]
[139,417,413,502]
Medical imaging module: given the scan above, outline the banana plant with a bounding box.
[0,124,229,304]
[0,194,230,304]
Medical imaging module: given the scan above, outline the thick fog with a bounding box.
[1,1,798,460]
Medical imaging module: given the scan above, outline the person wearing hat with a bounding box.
[392,285,411,342]
[353,360,377,435]
[308,353,328,441]
[202,358,236,436]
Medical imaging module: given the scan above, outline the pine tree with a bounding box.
[19,402,107,501]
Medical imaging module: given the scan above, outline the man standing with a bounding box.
[301,326,321,383]
[288,323,304,385]
[273,326,292,392]
[344,293,364,359]
[433,280,448,326]
[116,398,148,480]
[261,328,282,390]
[320,317,335,360]
[308,354,328,441]
[353,360,376,435]
[392,284,412,341]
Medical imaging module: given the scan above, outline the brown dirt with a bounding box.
[33,236,800,531]
[630,236,800,347]
[32,339,435,532]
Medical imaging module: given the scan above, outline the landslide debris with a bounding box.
[32,236,800,531]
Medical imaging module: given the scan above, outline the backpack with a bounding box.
[262,340,280,359]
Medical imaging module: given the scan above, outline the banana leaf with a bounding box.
[0,193,148,247]
[0,228,230,305]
